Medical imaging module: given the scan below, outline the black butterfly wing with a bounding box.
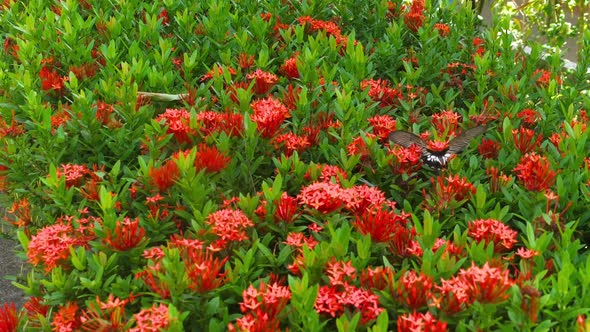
[388,131,428,153]
[447,125,487,154]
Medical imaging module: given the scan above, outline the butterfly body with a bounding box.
[388,126,487,170]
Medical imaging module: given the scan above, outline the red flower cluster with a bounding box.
[369,114,397,141]
[404,0,425,32]
[207,208,254,244]
[517,108,541,127]
[478,138,501,159]
[56,163,90,188]
[361,79,404,108]
[104,217,146,251]
[271,132,311,156]
[341,185,387,215]
[487,166,513,193]
[468,218,518,253]
[397,270,434,309]
[0,110,25,137]
[397,311,448,332]
[247,69,279,94]
[280,54,300,79]
[297,16,352,48]
[155,108,194,144]
[434,23,450,37]
[0,303,17,332]
[148,158,180,192]
[51,302,81,331]
[390,144,423,174]
[315,261,384,324]
[512,127,542,154]
[533,68,562,87]
[193,143,231,173]
[427,174,476,211]
[347,133,377,160]
[197,110,244,137]
[27,217,95,272]
[513,152,556,191]
[353,207,412,244]
[250,96,290,138]
[297,181,344,214]
[431,110,461,137]
[129,303,171,332]
[228,281,291,332]
[39,65,67,95]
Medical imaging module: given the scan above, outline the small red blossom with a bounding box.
[104,217,147,251]
[458,262,515,304]
[271,132,311,156]
[280,54,300,79]
[0,110,25,137]
[94,101,115,126]
[353,207,411,243]
[478,138,501,159]
[315,284,383,324]
[326,259,357,286]
[533,68,562,87]
[129,303,171,332]
[361,79,404,108]
[431,110,461,137]
[200,64,236,81]
[250,96,290,138]
[183,247,228,292]
[155,108,194,144]
[158,8,170,26]
[404,0,425,32]
[297,181,344,214]
[512,127,542,154]
[513,152,556,191]
[197,110,244,137]
[347,133,377,160]
[517,108,541,127]
[468,218,518,253]
[207,209,254,243]
[368,114,397,141]
[360,266,395,291]
[487,166,513,193]
[56,163,89,188]
[237,53,255,70]
[273,192,301,223]
[397,270,434,309]
[341,185,387,215]
[434,23,450,37]
[427,140,450,152]
[389,144,423,174]
[229,281,291,332]
[284,232,319,250]
[427,174,476,211]
[51,302,81,332]
[148,158,180,192]
[40,65,67,94]
[247,69,279,94]
[194,143,231,173]
[0,303,18,332]
[397,311,448,332]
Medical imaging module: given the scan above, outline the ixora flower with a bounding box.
[250,96,291,138]
[197,110,244,137]
[404,0,426,32]
[389,144,423,175]
[512,127,542,154]
[155,108,195,144]
[0,303,18,332]
[129,303,173,332]
[360,79,404,108]
[104,217,147,251]
[513,152,556,191]
[368,114,397,141]
[315,284,383,324]
[207,208,255,243]
[247,69,279,94]
[458,262,515,304]
[397,311,448,332]
[27,221,94,273]
[396,270,434,309]
[431,110,462,137]
[56,163,90,188]
[147,158,180,192]
[228,281,291,332]
[51,302,81,332]
[297,181,345,214]
[353,206,411,244]
[467,218,518,253]
[340,185,388,215]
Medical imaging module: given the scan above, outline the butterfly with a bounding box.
[388,126,487,170]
